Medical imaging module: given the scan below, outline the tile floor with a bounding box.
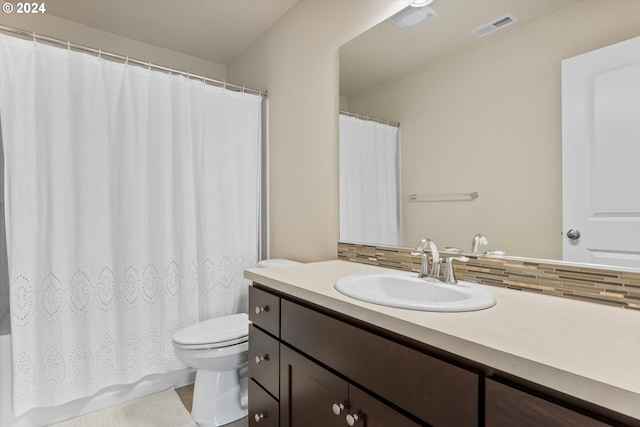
[176,384,248,427]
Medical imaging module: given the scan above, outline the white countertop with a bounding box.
[245,260,640,421]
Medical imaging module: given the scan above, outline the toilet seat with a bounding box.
[173,336,248,350]
[173,313,248,350]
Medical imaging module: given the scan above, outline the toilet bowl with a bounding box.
[172,259,299,426]
[173,314,249,427]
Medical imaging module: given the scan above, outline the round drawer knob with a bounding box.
[254,412,265,422]
[346,413,360,426]
[332,403,345,415]
[255,354,269,364]
[255,305,268,314]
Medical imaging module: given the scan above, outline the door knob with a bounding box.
[332,403,345,415]
[566,229,581,240]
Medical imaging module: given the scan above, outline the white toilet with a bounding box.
[172,259,299,426]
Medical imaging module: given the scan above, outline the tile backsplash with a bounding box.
[338,242,640,311]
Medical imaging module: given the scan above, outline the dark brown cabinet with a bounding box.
[280,345,420,427]
[249,284,474,426]
[249,283,636,427]
[280,298,478,427]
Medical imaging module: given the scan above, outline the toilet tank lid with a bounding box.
[257,259,300,268]
[173,313,248,346]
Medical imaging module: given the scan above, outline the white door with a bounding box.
[562,36,640,267]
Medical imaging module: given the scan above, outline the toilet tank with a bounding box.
[256,259,300,268]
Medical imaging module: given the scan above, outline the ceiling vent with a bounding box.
[471,13,519,38]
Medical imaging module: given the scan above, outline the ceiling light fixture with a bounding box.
[389,1,437,31]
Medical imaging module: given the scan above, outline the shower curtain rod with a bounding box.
[0,24,268,98]
[339,109,400,128]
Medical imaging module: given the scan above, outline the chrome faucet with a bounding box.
[413,238,469,284]
[411,238,440,279]
[471,233,489,254]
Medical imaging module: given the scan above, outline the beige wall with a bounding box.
[0,12,226,79]
[228,0,411,262]
[346,0,640,259]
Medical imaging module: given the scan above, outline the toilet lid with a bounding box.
[172,313,248,346]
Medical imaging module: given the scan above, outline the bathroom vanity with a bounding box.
[245,260,640,427]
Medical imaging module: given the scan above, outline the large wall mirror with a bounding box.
[339,0,640,268]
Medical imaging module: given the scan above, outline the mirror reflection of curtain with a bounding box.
[339,114,400,246]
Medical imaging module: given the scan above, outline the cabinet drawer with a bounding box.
[249,286,280,337]
[485,379,610,427]
[249,379,280,427]
[281,299,479,427]
[249,324,280,399]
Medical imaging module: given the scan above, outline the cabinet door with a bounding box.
[349,384,422,427]
[280,345,348,427]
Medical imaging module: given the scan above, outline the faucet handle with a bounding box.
[411,238,429,255]
[444,247,463,254]
[443,256,469,284]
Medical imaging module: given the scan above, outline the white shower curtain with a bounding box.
[0,34,261,415]
[339,114,400,246]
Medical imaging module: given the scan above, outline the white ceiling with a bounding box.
[44,0,299,65]
[340,0,582,97]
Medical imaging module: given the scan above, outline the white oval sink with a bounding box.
[334,273,496,312]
